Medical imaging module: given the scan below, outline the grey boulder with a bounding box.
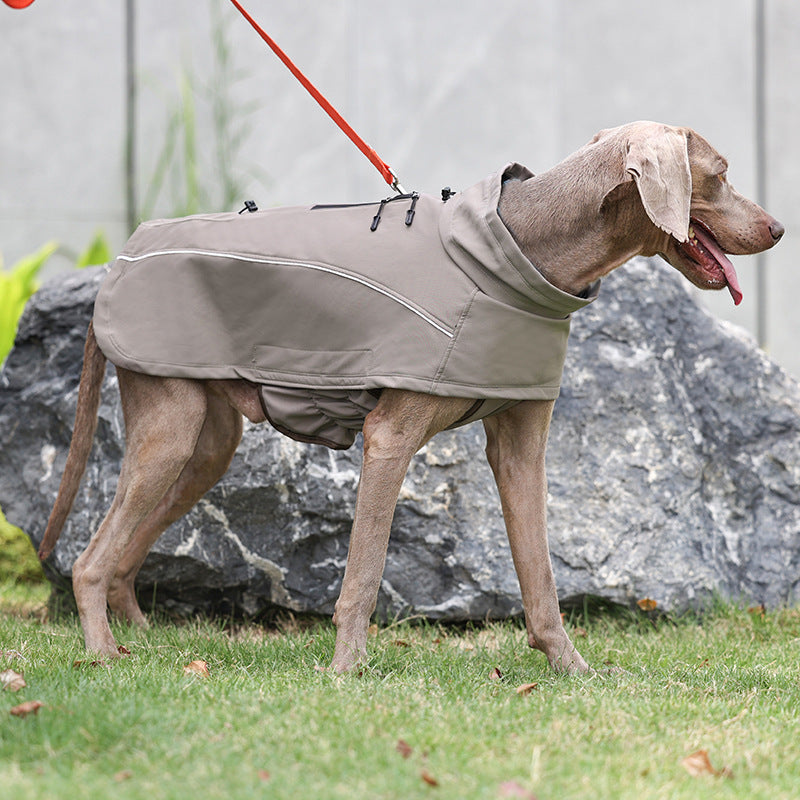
[1,259,798,618]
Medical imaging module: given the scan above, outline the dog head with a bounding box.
[597,121,784,305]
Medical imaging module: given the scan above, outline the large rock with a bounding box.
[1,261,799,618]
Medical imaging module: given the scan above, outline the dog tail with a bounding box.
[39,321,106,560]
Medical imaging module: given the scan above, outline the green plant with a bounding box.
[0,507,44,586]
[207,0,265,211]
[139,0,264,222]
[140,69,204,220]
[0,232,112,368]
[75,230,113,269]
[0,242,57,365]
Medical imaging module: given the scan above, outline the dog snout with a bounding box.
[769,217,785,243]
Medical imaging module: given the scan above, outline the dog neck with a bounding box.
[498,140,663,297]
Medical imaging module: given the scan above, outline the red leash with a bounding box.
[228,0,406,194]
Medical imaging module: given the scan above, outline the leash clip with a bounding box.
[390,168,406,195]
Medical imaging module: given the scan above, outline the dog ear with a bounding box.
[625,126,691,243]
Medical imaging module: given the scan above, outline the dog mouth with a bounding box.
[676,218,742,306]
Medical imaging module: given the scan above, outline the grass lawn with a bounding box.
[2,584,800,800]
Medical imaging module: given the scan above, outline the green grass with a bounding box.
[2,590,800,800]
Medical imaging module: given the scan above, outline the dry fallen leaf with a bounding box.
[420,769,439,787]
[73,658,110,669]
[1,669,26,692]
[118,645,132,656]
[183,660,210,677]
[498,780,538,799]
[748,604,766,618]
[114,770,133,782]
[637,597,658,612]
[396,739,413,759]
[10,700,43,718]
[515,683,539,696]
[681,749,715,776]
[681,749,732,778]
[489,666,503,681]
[257,769,271,781]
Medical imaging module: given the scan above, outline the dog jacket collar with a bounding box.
[93,164,599,447]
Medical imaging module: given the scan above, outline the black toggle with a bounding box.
[238,200,259,214]
[370,198,390,231]
[405,192,419,226]
[441,187,456,202]
[367,192,420,231]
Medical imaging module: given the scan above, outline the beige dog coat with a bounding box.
[94,164,599,448]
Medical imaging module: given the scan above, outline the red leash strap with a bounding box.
[228,0,405,193]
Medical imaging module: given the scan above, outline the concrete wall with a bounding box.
[2,0,797,371]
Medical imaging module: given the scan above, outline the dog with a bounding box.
[39,121,783,673]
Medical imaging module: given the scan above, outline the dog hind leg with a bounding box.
[107,391,243,626]
[72,372,208,656]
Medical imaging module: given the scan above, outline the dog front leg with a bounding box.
[483,401,590,674]
[330,412,420,673]
[330,390,475,673]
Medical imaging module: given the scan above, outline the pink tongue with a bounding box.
[720,256,743,306]
[693,224,743,306]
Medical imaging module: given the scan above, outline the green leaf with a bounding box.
[0,241,57,363]
[75,230,112,268]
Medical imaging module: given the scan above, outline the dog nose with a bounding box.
[769,218,785,242]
